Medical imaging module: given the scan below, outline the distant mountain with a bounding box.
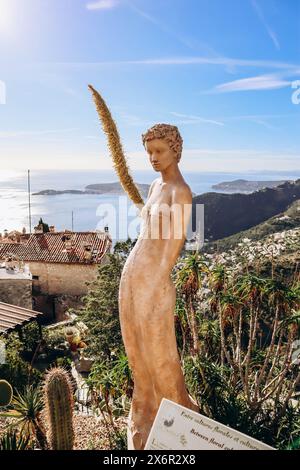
[85,182,150,196]
[205,199,300,252]
[191,179,300,242]
[33,182,150,197]
[212,179,292,193]
[33,189,86,195]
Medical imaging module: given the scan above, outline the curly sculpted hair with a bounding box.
[141,123,183,162]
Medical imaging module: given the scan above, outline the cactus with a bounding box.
[44,367,75,450]
[0,380,13,407]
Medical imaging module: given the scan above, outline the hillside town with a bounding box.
[0,223,112,328]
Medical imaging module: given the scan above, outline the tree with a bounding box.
[76,239,135,361]
[38,218,49,233]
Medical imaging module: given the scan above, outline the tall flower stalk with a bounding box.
[88,84,144,207]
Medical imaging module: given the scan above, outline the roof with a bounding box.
[0,265,32,280]
[0,302,43,334]
[0,231,111,265]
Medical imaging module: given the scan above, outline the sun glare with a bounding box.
[0,0,15,36]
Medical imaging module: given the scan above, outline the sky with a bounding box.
[0,0,299,173]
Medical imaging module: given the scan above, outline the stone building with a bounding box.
[0,261,32,309]
[0,231,112,321]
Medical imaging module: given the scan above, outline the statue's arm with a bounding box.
[160,185,193,267]
[171,184,193,241]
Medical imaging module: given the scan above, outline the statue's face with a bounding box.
[145,138,177,172]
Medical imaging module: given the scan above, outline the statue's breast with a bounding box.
[140,203,171,221]
[149,203,171,220]
[139,203,173,240]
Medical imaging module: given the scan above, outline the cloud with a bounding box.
[212,73,292,93]
[116,110,148,127]
[127,1,219,56]
[170,112,224,126]
[86,0,119,10]
[249,119,278,130]
[49,56,300,71]
[251,0,280,50]
[128,148,300,172]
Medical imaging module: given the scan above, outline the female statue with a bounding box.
[119,124,198,449]
[88,86,198,451]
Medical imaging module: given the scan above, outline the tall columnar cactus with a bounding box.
[44,367,75,450]
[0,380,13,407]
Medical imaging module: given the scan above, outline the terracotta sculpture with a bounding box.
[119,124,198,450]
[88,86,197,451]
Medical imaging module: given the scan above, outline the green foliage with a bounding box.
[87,354,133,402]
[0,429,31,450]
[2,385,47,450]
[55,355,72,370]
[184,356,300,449]
[76,239,135,361]
[109,427,127,450]
[38,217,50,233]
[177,250,300,449]
[21,322,41,357]
[0,334,42,391]
[43,326,66,350]
[206,199,300,253]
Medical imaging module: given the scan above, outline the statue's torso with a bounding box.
[121,178,191,282]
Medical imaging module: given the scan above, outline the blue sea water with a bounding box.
[0,169,299,238]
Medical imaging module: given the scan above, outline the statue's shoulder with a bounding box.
[151,177,161,187]
[147,178,161,197]
[172,181,192,203]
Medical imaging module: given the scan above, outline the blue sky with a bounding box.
[0,0,299,172]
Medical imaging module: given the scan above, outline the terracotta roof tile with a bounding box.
[0,232,111,264]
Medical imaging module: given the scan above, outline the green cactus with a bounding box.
[0,380,13,407]
[44,367,75,450]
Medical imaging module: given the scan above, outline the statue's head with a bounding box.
[141,124,183,172]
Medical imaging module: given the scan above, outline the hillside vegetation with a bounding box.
[192,179,300,241]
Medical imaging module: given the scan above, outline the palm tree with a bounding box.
[208,263,231,367]
[175,253,208,355]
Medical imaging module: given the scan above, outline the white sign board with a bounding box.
[145,398,275,450]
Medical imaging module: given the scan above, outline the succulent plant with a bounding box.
[0,430,30,450]
[0,379,13,407]
[44,367,75,450]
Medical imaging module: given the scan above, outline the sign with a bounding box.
[145,398,275,450]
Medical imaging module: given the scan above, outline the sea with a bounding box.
[0,169,299,241]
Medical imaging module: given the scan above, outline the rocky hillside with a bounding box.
[192,179,300,241]
[206,199,300,252]
[211,178,292,193]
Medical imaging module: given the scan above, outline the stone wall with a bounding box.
[28,261,99,296]
[0,278,32,309]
